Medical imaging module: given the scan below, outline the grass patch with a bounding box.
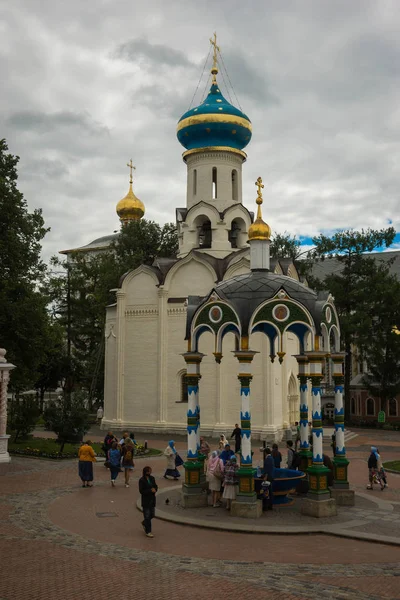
[8,436,162,460]
[383,460,400,472]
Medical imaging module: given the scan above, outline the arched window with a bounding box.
[212,167,217,199]
[193,169,197,195]
[232,169,238,200]
[389,398,398,417]
[181,372,188,403]
[351,397,356,415]
[228,220,240,248]
[198,220,212,248]
[366,397,375,416]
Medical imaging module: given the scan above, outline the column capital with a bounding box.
[182,352,205,365]
[233,350,258,363]
[157,288,169,298]
[330,352,346,363]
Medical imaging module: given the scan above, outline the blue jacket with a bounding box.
[220,449,235,465]
[262,454,275,479]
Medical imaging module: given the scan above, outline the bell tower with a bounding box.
[176,35,253,258]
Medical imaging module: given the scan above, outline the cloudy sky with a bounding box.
[1,0,400,261]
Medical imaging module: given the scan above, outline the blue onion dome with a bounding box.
[177,60,252,153]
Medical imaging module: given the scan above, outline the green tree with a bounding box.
[310,227,396,418]
[270,232,312,278]
[360,270,400,414]
[43,391,91,452]
[8,395,40,442]
[0,139,50,391]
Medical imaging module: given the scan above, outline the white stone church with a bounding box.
[99,47,319,441]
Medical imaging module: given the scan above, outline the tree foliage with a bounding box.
[0,139,51,391]
[360,270,400,413]
[310,227,396,417]
[270,232,312,278]
[8,396,40,442]
[43,392,91,452]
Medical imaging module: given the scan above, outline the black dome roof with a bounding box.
[214,270,319,335]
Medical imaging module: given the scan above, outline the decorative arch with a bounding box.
[284,322,314,353]
[366,397,375,416]
[177,368,188,403]
[120,264,160,292]
[329,325,340,352]
[192,324,214,352]
[250,321,279,358]
[163,251,217,291]
[223,255,250,280]
[185,200,221,224]
[216,322,241,353]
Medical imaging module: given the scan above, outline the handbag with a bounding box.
[104,460,111,469]
[175,453,184,467]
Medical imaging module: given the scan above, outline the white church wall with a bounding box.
[123,314,159,425]
[124,270,159,306]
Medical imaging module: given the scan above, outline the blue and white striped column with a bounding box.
[310,377,323,464]
[239,374,252,466]
[331,352,349,488]
[186,375,201,459]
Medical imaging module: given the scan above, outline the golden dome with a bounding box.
[248,176,271,241]
[116,160,145,225]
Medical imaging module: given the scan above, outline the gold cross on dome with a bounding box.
[127,159,136,183]
[210,32,220,81]
[255,176,264,203]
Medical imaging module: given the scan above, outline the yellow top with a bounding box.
[210,32,220,83]
[248,176,271,241]
[116,160,145,224]
[78,444,96,462]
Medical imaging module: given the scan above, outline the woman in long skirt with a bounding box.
[78,440,96,487]
[163,440,180,480]
[222,456,238,510]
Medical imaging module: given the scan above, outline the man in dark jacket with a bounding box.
[231,424,241,453]
[367,446,378,490]
[220,444,235,465]
[139,466,158,537]
[262,447,275,510]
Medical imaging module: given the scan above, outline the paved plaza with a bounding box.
[1,429,400,599]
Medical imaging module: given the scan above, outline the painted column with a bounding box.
[295,355,312,471]
[234,350,258,502]
[182,352,204,490]
[0,349,16,464]
[331,352,349,488]
[305,351,330,499]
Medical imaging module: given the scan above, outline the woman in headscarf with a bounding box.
[206,450,224,507]
[222,455,238,510]
[163,440,181,480]
[218,434,228,450]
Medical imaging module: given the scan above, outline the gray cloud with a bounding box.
[0,0,399,263]
[114,37,195,68]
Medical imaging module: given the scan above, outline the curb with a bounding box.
[136,486,400,547]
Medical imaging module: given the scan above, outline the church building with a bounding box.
[101,39,336,441]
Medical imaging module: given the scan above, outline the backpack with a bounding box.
[125,449,133,462]
[291,449,301,470]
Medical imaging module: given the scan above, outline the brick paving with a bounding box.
[0,430,399,599]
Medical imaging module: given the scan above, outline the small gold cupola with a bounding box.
[116,159,145,225]
[248,177,271,241]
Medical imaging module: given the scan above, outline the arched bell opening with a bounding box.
[193,214,212,249]
[228,217,247,249]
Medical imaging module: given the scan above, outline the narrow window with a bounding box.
[366,397,375,416]
[351,397,356,415]
[193,169,197,196]
[181,373,188,402]
[389,398,397,417]
[212,167,217,199]
[232,169,238,200]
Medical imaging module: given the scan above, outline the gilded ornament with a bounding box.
[247,176,272,241]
